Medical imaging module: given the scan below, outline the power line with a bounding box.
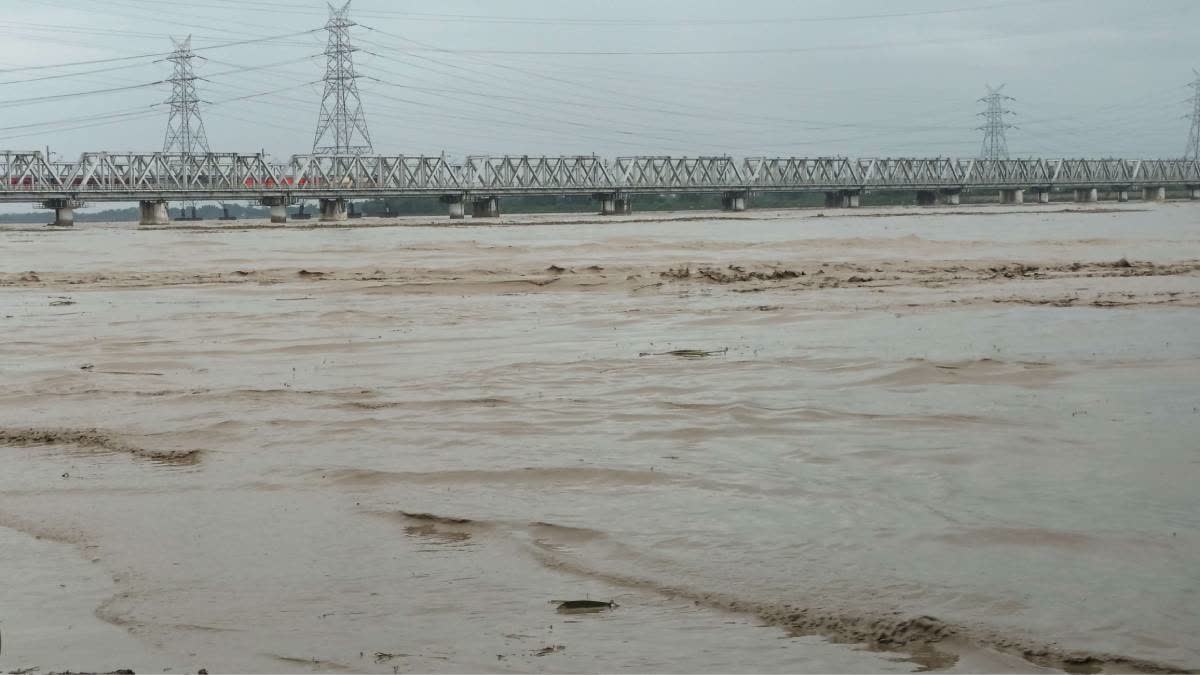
[357,30,970,135]
[0,81,312,148]
[205,57,323,80]
[75,0,322,47]
[0,80,164,109]
[196,33,972,155]
[376,1,1053,26]
[2,2,1182,158]
[0,28,319,75]
[152,0,1064,27]
[0,109,163,142]
[209,81,323,105]
[0,78,309,129]
[352,30,984,154]
[358,25,1075,56]
[0,60,157,86]
[0,107,157,134]
[0,52,164,76]
[63,1,1123,152]
[0,14,314,48]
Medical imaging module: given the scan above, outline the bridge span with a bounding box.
[3,151,1199,225]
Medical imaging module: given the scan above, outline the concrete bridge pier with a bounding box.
[1142,186,1166,202]
[42,198,83,226]
[441,194,466,219]
[1116,189,1130,203]
[260,197,291,223]
[1074,188,1098,203]
[1189,185,1200,200]
[918,189,962,205]
[594,192,618,215]
[1030,188,1051,203]
[999,189,1024,204]
[319,198,348,222]
[614,197,632,215]
[722,191,749,212]
[51,204,76,227]
[472,196,500,218]
[823,190,858,208]
[138,200,170,226]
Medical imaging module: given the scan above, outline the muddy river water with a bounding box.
[1,203,1198,673]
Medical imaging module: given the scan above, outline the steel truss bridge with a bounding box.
[3,151,1199,222]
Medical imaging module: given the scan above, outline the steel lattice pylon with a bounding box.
[312,1,373,155]
[977,84,1016,160]
[1185,70,1200,160]
[162,36,210,157]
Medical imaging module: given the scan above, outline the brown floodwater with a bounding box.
[1,203,1198,673]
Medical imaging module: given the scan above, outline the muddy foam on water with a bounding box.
[1,204,1198,673]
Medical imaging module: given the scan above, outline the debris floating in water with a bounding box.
[638,348,729,359]
[556,600,617,614]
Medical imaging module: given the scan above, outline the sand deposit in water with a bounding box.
[1,203,1198,673]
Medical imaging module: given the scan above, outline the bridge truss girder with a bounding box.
[2,152,1198,202]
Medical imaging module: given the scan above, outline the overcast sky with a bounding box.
[0,0,1196,161]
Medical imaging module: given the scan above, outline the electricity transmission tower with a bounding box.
[977,84,1016,160]
[1186,70,1200,160]
[162,36,210,157]
[313,1,373,155]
